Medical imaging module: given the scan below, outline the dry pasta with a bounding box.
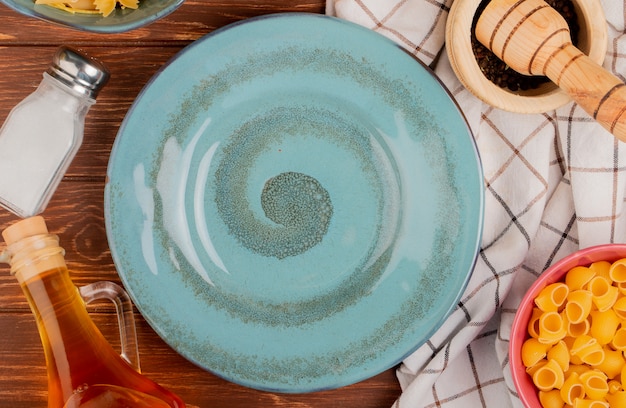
[588,276,619,312]
[547,340,570,372]
[566,266,596,290]
[594,346,624,379]
[606,390,626,406]
[522,338,550,368]
[616,280,626,296]
[34,0,139,17]
[610,259,626,283]
[533,359,565,391]
[520,257,626,408]
[565,315,590,337]
[529,307,543,339]
[538,312,567,345]
[560,371,584,405]
[538,389,564,408]
[579,370,609,400]
[590,261,612,281]
[589,309,621,345]
[613,296,626,319]
[573,399,609,408]
[570,335,604,366]
[612,327,626,350]
[535,282,569,312]
[607,379,622,394]
[566,290,593,323]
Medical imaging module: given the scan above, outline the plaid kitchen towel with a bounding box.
[328,0,626,407]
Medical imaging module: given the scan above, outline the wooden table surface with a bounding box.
[0,2,402,407]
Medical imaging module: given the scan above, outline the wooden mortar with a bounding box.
[476,0,626,142]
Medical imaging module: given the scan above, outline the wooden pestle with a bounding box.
[475,0,626,142]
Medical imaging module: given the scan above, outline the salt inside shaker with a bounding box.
[0,46,109,218]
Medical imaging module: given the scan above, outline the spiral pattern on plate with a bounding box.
[162,102,402,326]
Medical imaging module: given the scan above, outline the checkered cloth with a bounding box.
[327,1,626,407]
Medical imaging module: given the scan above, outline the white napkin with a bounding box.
[327,1,626,406]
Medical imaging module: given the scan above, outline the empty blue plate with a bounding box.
[105,14,484,393]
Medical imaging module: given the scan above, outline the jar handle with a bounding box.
[79,281,141,373]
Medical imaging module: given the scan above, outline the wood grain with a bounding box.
[0,1,403,407]
[0,312,401,407]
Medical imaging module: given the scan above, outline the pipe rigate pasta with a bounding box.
[522,338,550,367]
[528,307,543,338]
[572,399,609,408]
[589,309,621,345]
[606,390,626,406]
[538,312,567,345]
[566,265,596,290]
[565,315,590,337]
[579,370,609,400]
[533,359,565,391]
[588,277,619,312]
[607,379,621,394]
[565,364,590,376]
[590,261,612,281]
[538,389,564,408]
[616,280,626,295]
[521,257,626,408]
[594,346,624,379]
[578,341,604,367]
[566,290,593,323]
[547,340,570,372]
[609,258,626,283]
[560,371,585,405]
[611,327,626,350]
[535,283,569,312]
[613,296,626,319]
[571,335,604,366]
[527,360,547,377]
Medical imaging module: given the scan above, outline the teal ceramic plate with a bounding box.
[0,0,182,33]
[105,14,484,393]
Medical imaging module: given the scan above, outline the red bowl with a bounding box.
[509,244,626,407]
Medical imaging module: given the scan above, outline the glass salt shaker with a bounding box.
[0,46,109,218]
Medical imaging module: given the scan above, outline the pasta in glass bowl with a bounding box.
[0,0,183,33]
[510,244,626,408]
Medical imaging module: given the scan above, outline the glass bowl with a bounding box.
[1,0,183,33]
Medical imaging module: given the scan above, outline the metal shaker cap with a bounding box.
[46,46,110,99]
